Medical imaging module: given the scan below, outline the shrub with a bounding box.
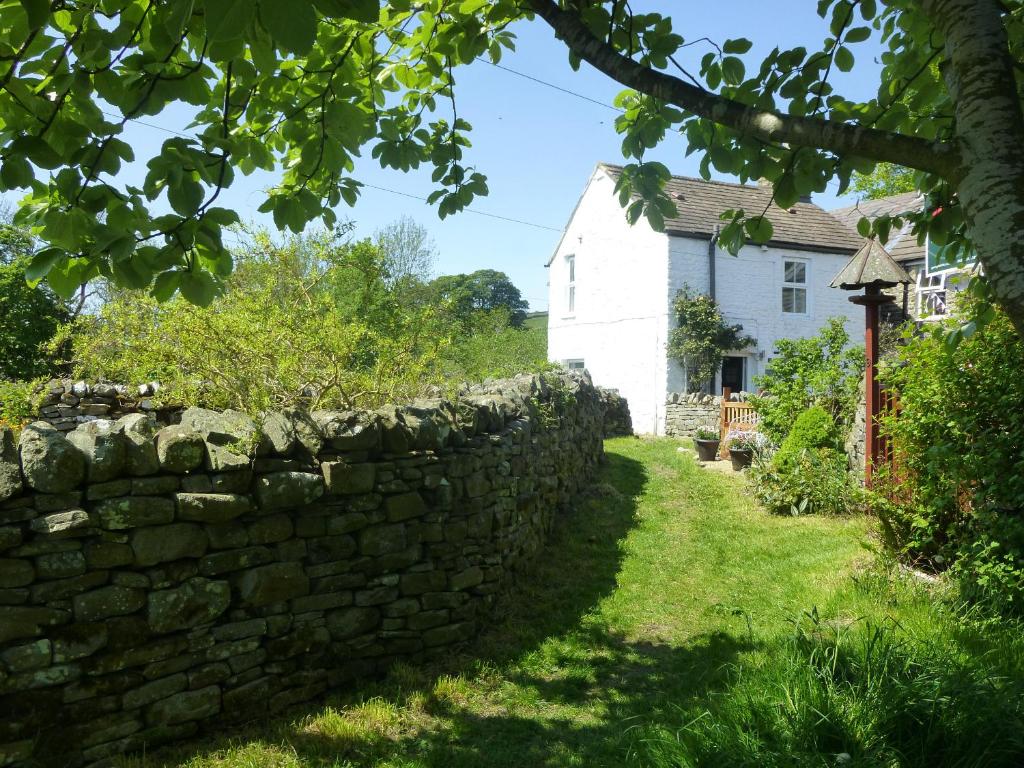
[694,426,719,441]
[750,445,856,516]
[774,406,841,465]
[751,318,863,443]
[877,294,1024,613]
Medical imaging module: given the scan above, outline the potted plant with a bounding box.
[693,426,720,461]
[727,432,758,470]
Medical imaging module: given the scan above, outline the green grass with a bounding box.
[120,438,1024,768]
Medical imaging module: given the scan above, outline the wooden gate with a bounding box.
[719,397,757,458]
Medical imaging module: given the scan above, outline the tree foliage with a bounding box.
[63,230,546,412]
[876,296,1024,613]
[427,269,530,328]
[751,318,863,444]
[848,163,918,200]
[3,0,1023,337]
[374,215,437,288]
[0,222,69,380]
[667,286,754,394]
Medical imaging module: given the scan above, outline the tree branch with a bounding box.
[527,0,963,180]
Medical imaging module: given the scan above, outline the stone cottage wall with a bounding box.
[663,393,721,438]
[0,372,614,767]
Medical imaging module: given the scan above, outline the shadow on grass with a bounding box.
[129,446,756,767]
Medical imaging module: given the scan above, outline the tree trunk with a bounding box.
[927,0,1024,335]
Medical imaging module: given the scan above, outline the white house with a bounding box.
[547,163,865,435]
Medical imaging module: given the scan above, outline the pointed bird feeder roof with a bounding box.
[830,237,913,290]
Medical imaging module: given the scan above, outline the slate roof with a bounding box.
[600,163,863,255]
[830,191,925,264]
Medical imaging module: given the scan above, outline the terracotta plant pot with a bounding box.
[694,438,720,462]
[729,447,754,471]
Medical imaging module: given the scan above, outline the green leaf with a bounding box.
[112,256,153,290]
[167,179,204,216]
[259,0,317,53]
[179,270,219,306]
[722,38,753,55]
[311,0,378,22]
[856,216,871,238]
[25,247,64,283]
[19,0,48,29]
[151,270,181,302]
[0,156,33,190]
[11,136,63,170]
[204,0,255,42]
[844,26,871,43]
[721,56,745,85]
[744,216,774,243]
[834,46,854,72]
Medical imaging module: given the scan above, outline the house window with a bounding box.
[563,359,585,371]
[916,270,948,318]
[782,259,808,314]
[566,254,576,315]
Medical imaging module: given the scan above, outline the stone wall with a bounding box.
[597,389,632,437]
[0,372,614,767]
[35,381,179,433]
[663,393,721,438]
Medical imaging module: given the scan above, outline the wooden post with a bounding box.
[849,286,887,487]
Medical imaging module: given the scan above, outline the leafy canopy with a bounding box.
[4,0,1023,334]
[667,286,755,394]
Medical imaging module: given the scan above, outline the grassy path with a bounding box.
[125,438,1022,768]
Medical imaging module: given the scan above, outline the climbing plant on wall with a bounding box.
[667,285,755,394]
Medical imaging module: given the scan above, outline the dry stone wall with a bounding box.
[0,372,614,767]
[35,380,178,433]
[663,393,721,438]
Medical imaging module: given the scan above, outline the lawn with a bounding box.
[120,438,1024,768]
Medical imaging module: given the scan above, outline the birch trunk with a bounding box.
[926,0,1024,335]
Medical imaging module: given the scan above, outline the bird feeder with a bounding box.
[830,238,912,486]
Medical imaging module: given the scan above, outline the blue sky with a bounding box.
[11,2,886,310]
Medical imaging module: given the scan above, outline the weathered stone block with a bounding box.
[235,562,309,607]
[0,606,69,643]
[146,685,221,725]
[312,410,382,452]
[130,523,208,567]
[67,421,126,482]
[359,523,406,557]
[155,426,206,473]
[179,407,268,471]
[19,422,85,493]
[255,472,323,511]
[123,673,188,710]
[131,476,180,495]
[73,585,146,622]
[51,623,108,662]
[322,461,376,495]
[35,550,86,579]
[0,526,22,551]
[95,496,175,530]
[326,606,380,640]
[0,427,22,502]
[449,566,484,591]
[85,541,134,569]
[175,493,251,523]
[384,491,427,522]
[246,514,293,544]
[306,535,356,564]
[199,546,272,576]
[147,577,230,634]
[0,639,51,672]
[116,417,159,479]
[87,478,133,500]
[0,558,34,588]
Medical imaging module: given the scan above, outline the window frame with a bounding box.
[781,257,810,316]
[563,358,585,371]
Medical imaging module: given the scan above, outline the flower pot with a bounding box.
[694,438,720,462]
[729,447,754,470]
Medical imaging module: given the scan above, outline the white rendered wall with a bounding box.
[547,168,670,435]
[665,237,863,397]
